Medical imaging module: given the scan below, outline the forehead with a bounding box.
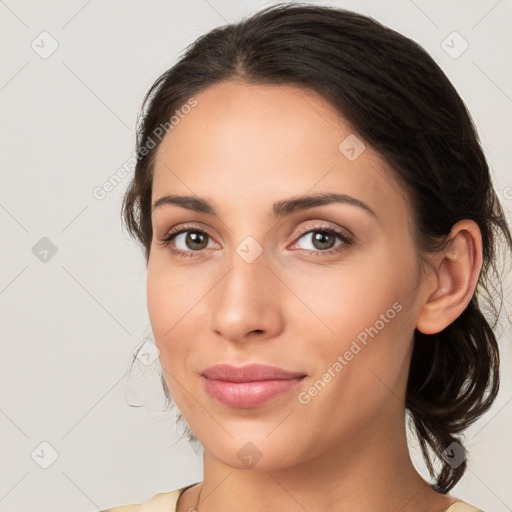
[151,81,407,221]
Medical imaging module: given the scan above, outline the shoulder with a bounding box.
[101,487,184,512]
[445,499,487,512]
[101,506,140,512]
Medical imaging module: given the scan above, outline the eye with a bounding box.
[157,224,218,259]
[157,223,353,259]
[290,225,353,256]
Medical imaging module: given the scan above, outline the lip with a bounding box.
[201,363,308,408]
[201,363,307,382]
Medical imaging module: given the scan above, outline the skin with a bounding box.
[146,81,482,512]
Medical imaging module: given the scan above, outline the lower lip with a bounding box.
[202,376,306,408]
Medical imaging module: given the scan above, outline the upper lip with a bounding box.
[201,363,307,382]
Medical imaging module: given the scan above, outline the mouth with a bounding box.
[200,363,308,408]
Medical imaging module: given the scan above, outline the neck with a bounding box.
[191,410,455,512]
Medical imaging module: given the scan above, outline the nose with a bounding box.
[207,249,284,344]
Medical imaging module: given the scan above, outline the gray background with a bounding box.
[0,1,511,511]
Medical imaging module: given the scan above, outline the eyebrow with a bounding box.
[151,192,377,219]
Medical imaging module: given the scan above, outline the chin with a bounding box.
[201,431,309,471]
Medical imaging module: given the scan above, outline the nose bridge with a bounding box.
[222,228,271,296]
[208,239,283,341]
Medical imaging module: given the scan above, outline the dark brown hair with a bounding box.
[122,2,512,493]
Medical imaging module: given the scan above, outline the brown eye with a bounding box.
[310,231,337,250]
[179,231,209,250]
[162,229,211,251]
[292,226,352,255]
[158,226,218,259]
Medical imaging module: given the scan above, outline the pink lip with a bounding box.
[201,363,308,408]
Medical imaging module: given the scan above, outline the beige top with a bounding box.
[101,483,486,512]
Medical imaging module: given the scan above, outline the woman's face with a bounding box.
[147,81,428,469]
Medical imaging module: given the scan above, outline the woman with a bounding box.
[104,3,511,511]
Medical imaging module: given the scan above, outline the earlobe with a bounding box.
[416,220,483,335]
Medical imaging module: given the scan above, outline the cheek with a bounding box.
[146,253,218,381]
[146,255,197,340]
[282,252,410,342]
[146,259,198,405]
[284,247,418,389]
[147,266,172,341]
[146,258,194,385]
[290,265,415,443]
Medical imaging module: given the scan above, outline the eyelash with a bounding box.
[157,223,353,259]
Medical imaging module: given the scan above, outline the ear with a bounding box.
[416,219,483,335]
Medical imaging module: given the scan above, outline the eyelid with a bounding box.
[289,220,354,243]
[158,220,354,257]
[160,220,351,243]
[161,222,221,249]
[162,222,217,241]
